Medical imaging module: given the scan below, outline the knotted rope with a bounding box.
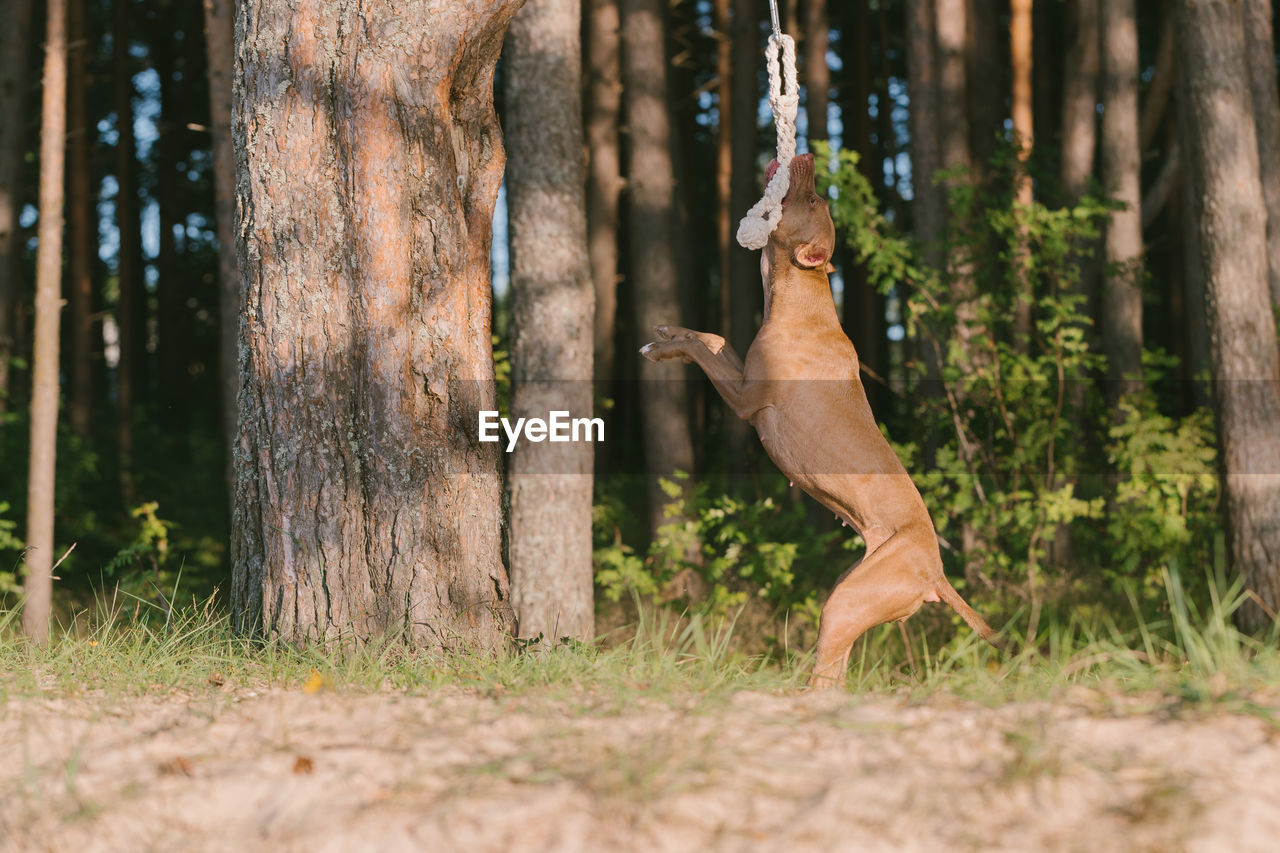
[735,32,799,250]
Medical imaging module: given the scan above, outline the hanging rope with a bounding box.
[735,6,800,251]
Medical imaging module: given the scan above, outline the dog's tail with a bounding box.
[937,580,1005,653]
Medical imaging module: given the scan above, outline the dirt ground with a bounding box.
[3,683,1280,852]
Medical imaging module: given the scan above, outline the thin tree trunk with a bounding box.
[729,0,762,360]
[1243,0,1280,307]
[23,0,69,644]
[936,0,972,177]
[937,0,983,360]
[1175,78,1210,406]
[907,0,942,265]
[586,0,623,395]
[505,0,595,643]
[725,0,761,477]
[906,0,943,408]
[1060,0,1100,362]
[714,0,732,339]
[1061,0,1099,202]
[1178,0,1280,632]
[804,0,829,141]
[966,0,1003,186]
[1101,0,1144,399]
[113,0,141,502]
[1139,7,1175,153]
[231,0,520,648]
[622,0,697,526]
[0,0,35,412]
[66,0,93,437]
[155,38,188,421]
[842,0,883,416]
[1011,0,1034,346]
[202,0,238,493]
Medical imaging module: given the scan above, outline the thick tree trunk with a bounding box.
[231,0,519,648]
[66,0,93,437]
[113,0,142,501]
[1100,0,1144,399]
[203,0,238,492]
[504,0,595,643]
[0,0,34,412]
[586,0,622,393]
[1180,0,1280,632]
[622,0,695,525]
[24,0,69,644]
[803,0,829,141]
[1243,0,1280,307]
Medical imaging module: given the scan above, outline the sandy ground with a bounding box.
[3,683,1279,852]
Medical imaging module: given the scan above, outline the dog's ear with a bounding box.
[824,261,837,274]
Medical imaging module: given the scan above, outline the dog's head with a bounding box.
[765,154,836,272]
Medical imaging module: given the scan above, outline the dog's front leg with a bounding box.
[640,335,763,422]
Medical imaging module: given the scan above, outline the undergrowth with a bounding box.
[2,567,1278,712]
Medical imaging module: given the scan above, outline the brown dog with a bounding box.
[640,153,999,687]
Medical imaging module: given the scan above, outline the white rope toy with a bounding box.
[736,33,799,250]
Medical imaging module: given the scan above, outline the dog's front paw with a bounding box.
[640,340,693,364]
[654,325,726,355]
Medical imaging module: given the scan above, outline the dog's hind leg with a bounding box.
[808,531,937,688]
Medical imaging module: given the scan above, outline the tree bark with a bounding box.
[714,0,732,339]
[842,0,883,416]
[1243,0,1280,307]
[1175,81,1211,406]
[23,0,69,644]
[1061,0,1099,202]
[725,0,762,476]
[907,0,944,408]
[1011,0,1034,346]
[1101,0,1144,398]
[155,27,191,422]
[1178,0,1280,632]
[113,0,142,501]
[621,0,696,524]
[1138,8,1175,152]
[728,0,762,360]
[66,0,93,437]
[231,0,520,648]
[936,0,973,178]
[907,0,943,261]
[803,0,829,141]
[203,0,238,493]
[586,0,623,394]
[966,0,1003,185]
[0,0,34,412]
[504,0,595,643]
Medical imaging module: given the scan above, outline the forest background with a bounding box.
[2,0,1279,654]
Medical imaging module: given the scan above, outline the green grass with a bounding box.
[2,568,1278,713]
